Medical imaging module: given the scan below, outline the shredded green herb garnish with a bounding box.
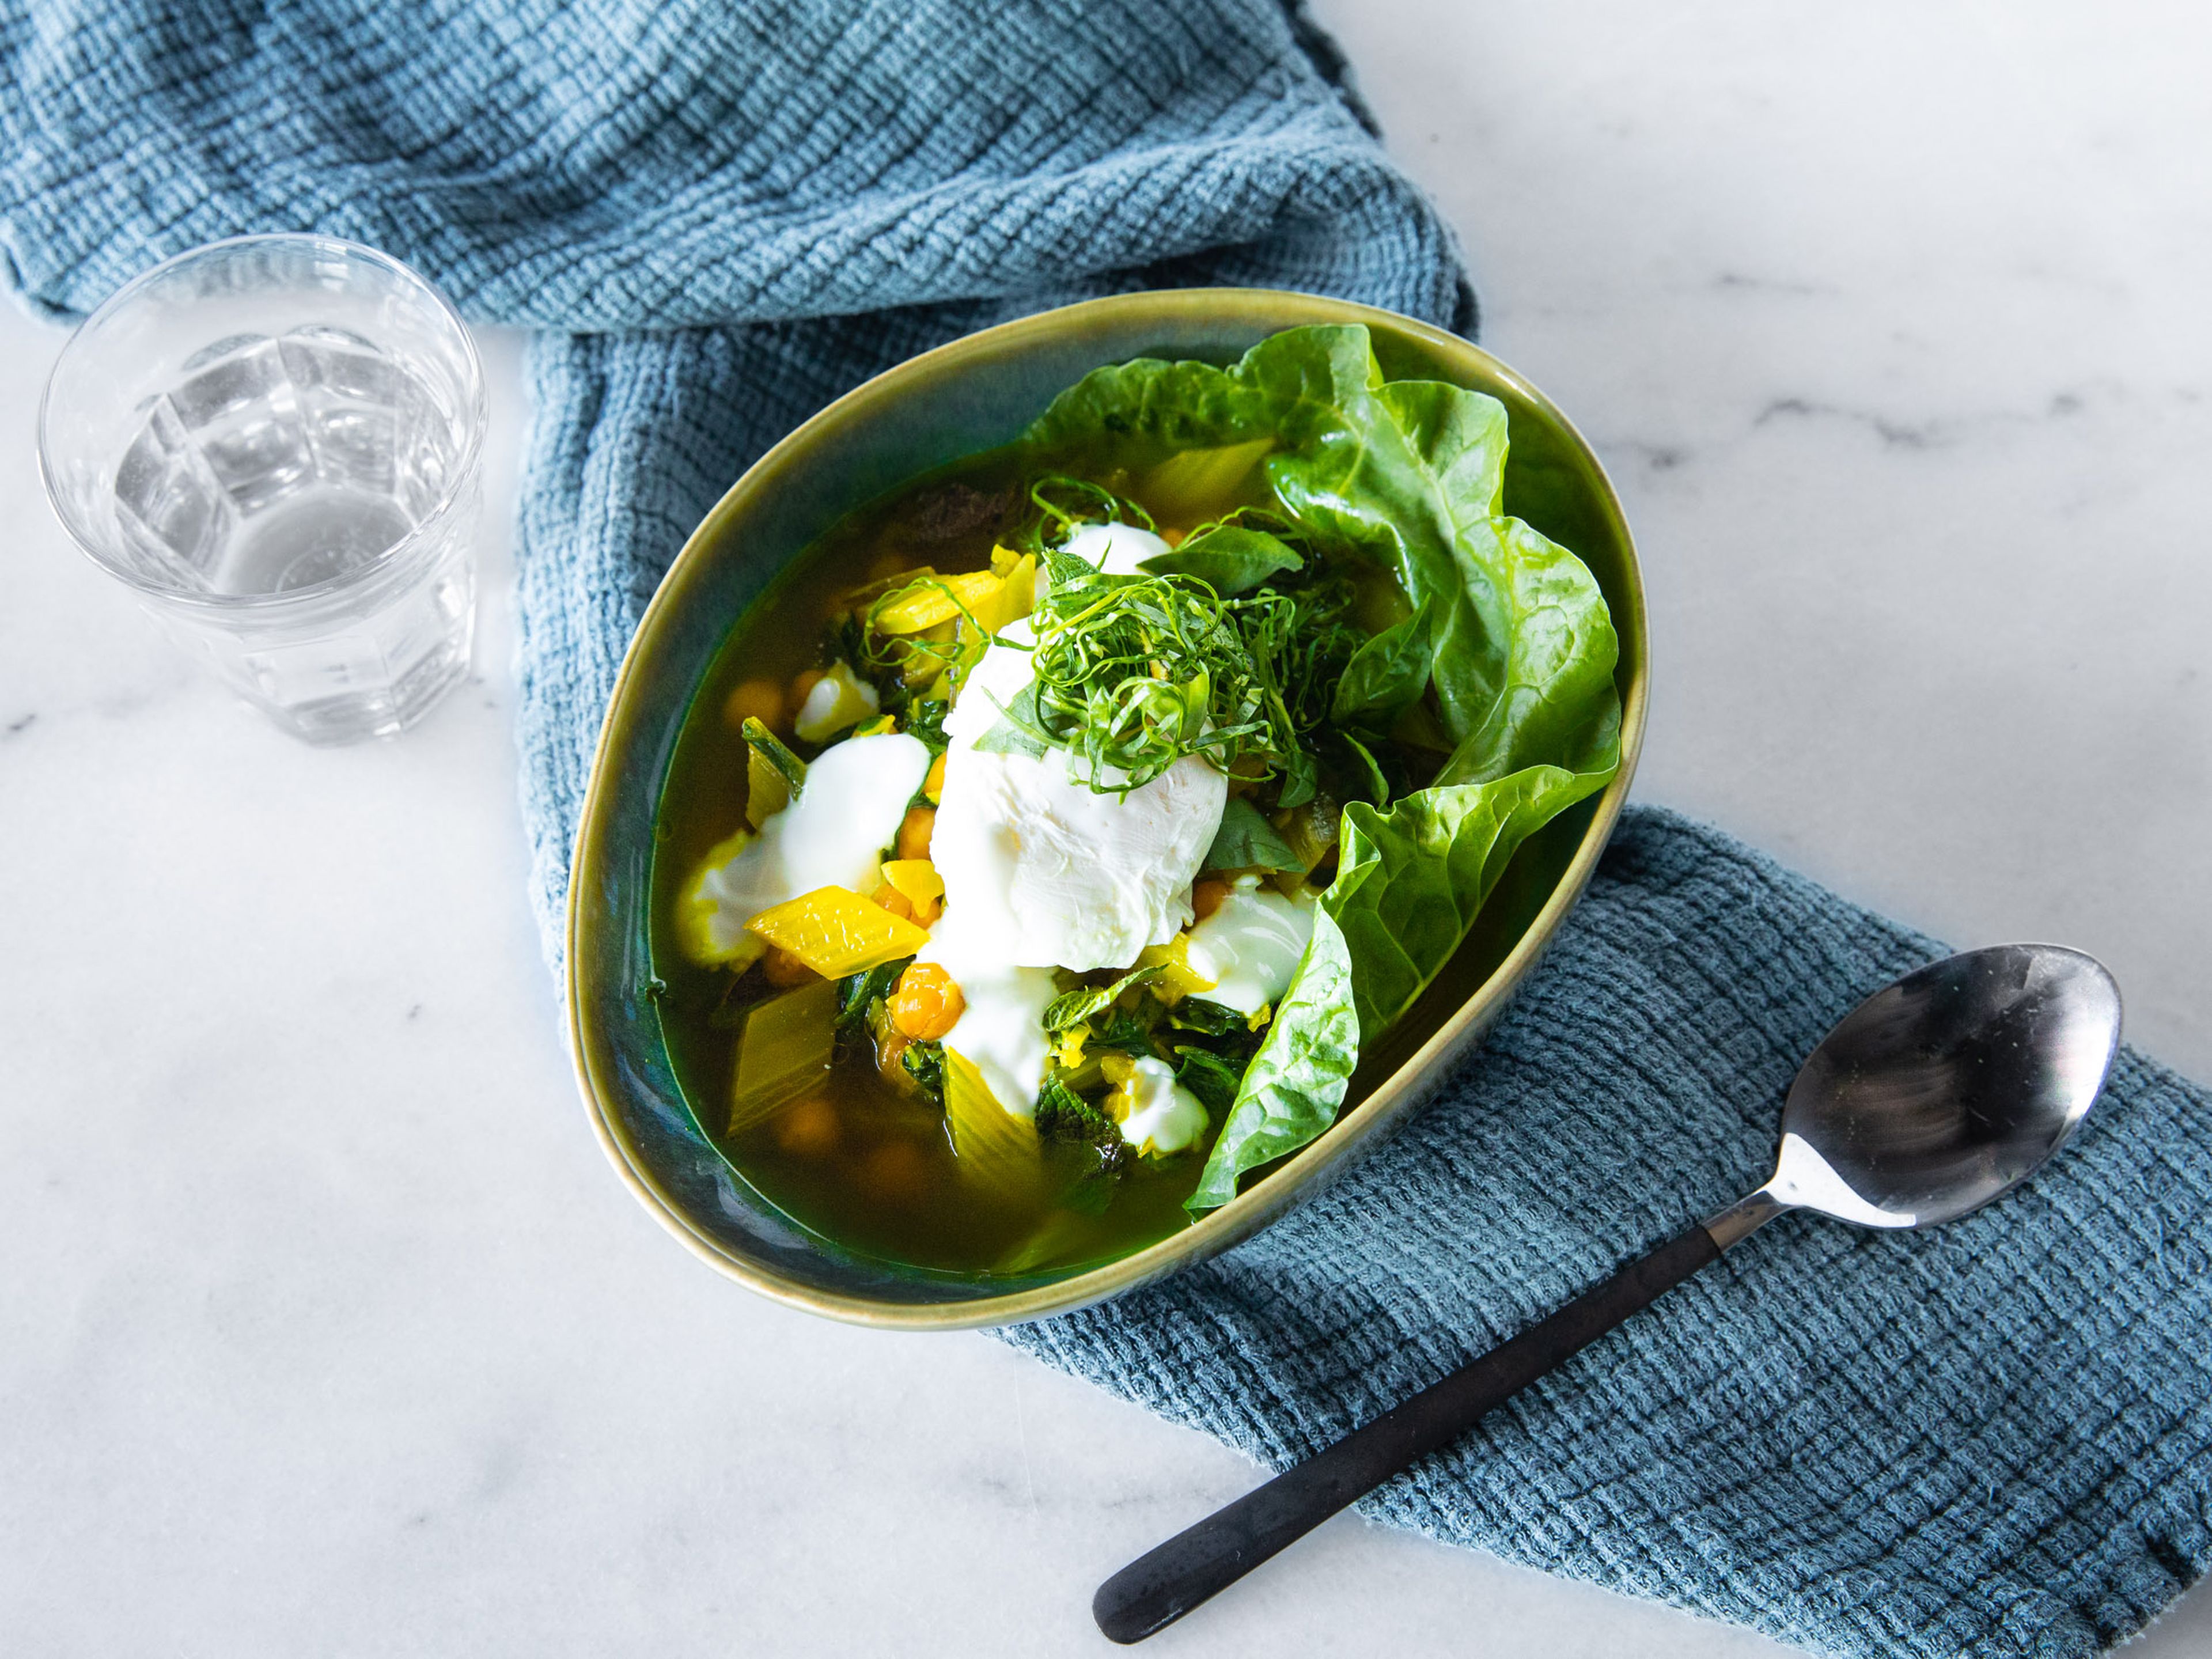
[982,544,1364,801]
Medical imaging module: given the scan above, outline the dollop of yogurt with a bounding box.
[1112,1057,1209,1157]
[1183,882,1316,1014]
[929,620,1225,974]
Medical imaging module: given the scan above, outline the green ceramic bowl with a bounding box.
[567,289,1646,1330]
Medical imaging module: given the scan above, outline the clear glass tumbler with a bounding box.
[38,234,486,744]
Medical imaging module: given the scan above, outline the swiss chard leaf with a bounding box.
[1137,526,1303,596]
[1202,796,1302,874]
[1326,764,1612,1039]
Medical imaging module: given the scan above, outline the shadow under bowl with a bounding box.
[567,288,1647,1330]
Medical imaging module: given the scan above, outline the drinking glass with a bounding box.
[37,235,486,744]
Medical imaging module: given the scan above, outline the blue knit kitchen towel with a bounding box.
[5,5,2208,1657]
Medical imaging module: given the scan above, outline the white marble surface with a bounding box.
[5,3,2210,1654]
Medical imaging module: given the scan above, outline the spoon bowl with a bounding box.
[1762,944,2122,1230]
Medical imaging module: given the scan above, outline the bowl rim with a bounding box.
[566,286,1647,1330]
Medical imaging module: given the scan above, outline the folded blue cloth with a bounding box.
[6,5,2206,1656]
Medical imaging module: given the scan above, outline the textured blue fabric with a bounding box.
[1009,805,2212,1658]
[6,6,2209,1657]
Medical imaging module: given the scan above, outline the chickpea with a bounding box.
[872,881,918,924]
[1191,877,1230,922]
[923,751,948,804]
[722,677,785,731]
[889,962,965,1040]
[760,945,817,987]
[896,805,936,862]
[774,1096,839,1157]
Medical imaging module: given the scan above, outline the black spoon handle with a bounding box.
[1092,1221,1726,1645]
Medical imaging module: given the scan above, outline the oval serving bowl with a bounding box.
[568,288,1646,1330]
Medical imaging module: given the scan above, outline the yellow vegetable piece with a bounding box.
[1138,438,1274,524]
[1136,934,1218,1005]
[880,858,945,908]
[943,1048,1041,1199]
[745,884,930,977]
[729,978,839,1134]
[963,554,1036,635]
[677,827,768,969]
[793,661,879,744]
[1054,1025,1088,1071]
[851,714,897,737]
[922,752,947,803]
[988,543,1021,576]
[871,569,1005,635]
[1099,1051,1138,1092]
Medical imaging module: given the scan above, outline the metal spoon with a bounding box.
[1094,942,2122,1644]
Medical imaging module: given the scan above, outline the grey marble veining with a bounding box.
[5,3,2211,1654]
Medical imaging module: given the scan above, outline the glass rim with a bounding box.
[35,232,489,616]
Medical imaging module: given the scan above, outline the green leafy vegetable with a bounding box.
[1034,1075,1132,1214]
[1166,997,1245,1037]
[900,1040,946,1108]
[971,679,1052,760]
[1185,762,1612,1209]
[1022,323,1620,772]
[1328,764,1613,1036]
[1203,796,1302,873]
[835,958,910,1039]
[1137,525,1304,596]
[1091,1003,1161,1058]
[1042,964,1163,1035]
[1340,732,1392,806]
[1019,322,1626,1209]
[1171,1047,1245,1119]
[1331,599,1437,725]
